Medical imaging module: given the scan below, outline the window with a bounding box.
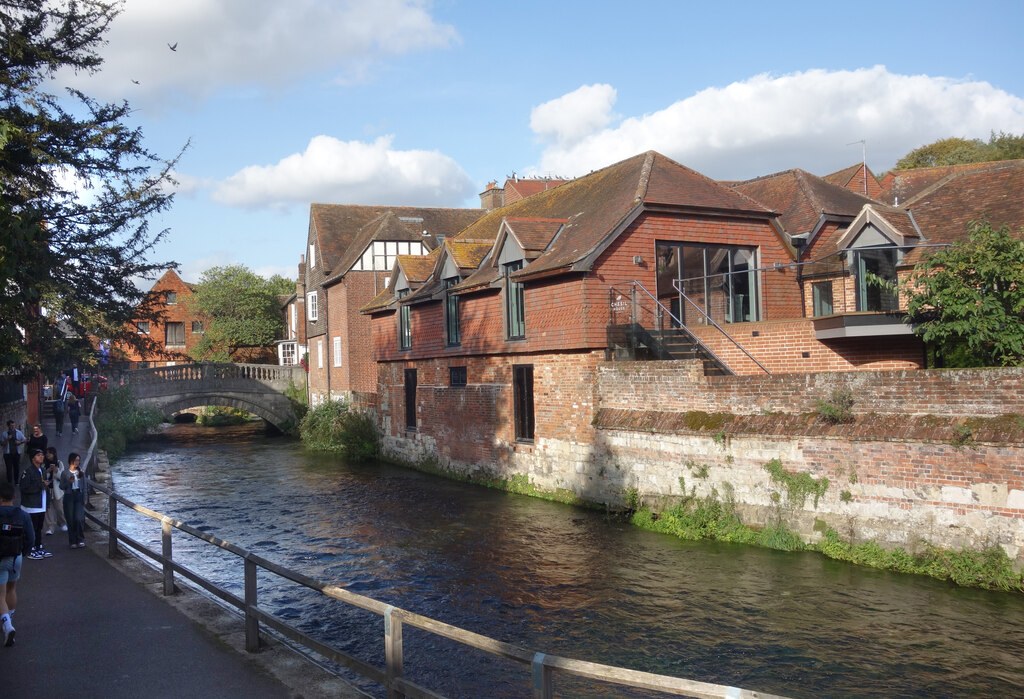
[351,241,428,272]
[307,291,318,321]
[812,281,834,317]
[317,339,324,368]
[280,342,296,365]
[513,364,534,441]
[397,289,411,350]
[165,291,177,305]
[444,277,461,346]
[449,365,467,387]
[404,369,417,431]
[290,304,296,333]
[191,320,204,334]
[852,246,900,312]
[333,336,342,367]
[657,243,759,326]
[309,243,316,269]
[504,260,525,339]
[137,321,150,334]
[165,322,185,346]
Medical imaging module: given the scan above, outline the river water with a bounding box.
[108,423,1024,698]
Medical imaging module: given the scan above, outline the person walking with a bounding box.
[69,362,82,397]
[0,481,35,646]
[67,394,82,435]
[25,424,47,468]
[42,447,67,536]
[60,453,86,549]
[19,449,51,559]
[52,387,67,437]
[1,421,25,485]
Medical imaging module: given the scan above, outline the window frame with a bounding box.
[333,336,342,367]
[812,281,834,317]
[504,260,525,340]
[513,364,535,442]
[449,365,467,387]
[165,291,177,305]
[444,276,461,346]
[191,320,204,334]
[404,368,417,431]
[397,289,412,350]
[165,322,185,347]
[137,321,150,335]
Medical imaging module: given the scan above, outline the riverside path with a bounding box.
[3,404,364,698]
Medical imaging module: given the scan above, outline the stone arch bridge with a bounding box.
[126,363,306,431]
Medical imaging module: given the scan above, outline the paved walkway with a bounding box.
[3,405,362,698]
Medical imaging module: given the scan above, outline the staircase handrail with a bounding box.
[667,281,771,375]
[625,281,735,375]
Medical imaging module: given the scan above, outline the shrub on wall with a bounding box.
[299,399,378,461]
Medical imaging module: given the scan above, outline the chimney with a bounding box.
[479,181,504,211]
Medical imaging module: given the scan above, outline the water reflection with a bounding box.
[110,424,1024,698]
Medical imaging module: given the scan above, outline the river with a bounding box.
[108,422,1024,698]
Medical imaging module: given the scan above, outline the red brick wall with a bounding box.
[597,362,1024,417]
[119,270,205,367]
[689,319,924,374]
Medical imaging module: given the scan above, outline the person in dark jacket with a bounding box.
[67,395,82,435]
[19,450,51,559]
[24,424,47,469]
[59,453,86,549]
[1,480,35,646]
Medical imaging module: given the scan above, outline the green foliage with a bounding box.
[196,406,250,427]
[840,490,853,503]
[623,486,640,512]
[815,389,854,425]
[895,131,1024,169]
[817,528,1023,592]
[951,423,975,448]
[94,387,164,462]
[902,220,1024,366]
[282,381,309,421]
[763,458,829,508]
[186,265,293,361]
[299,400,379,461]
[686,459,710,479]
[0,1,180,376]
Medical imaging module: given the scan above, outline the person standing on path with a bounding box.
[25,424,47,469]
[70,362,82,397]
[67,394,82,435]
[60,453,85,549]
[0,481,34,647]
[1,421,25,485]
[19,449,51,559]
[42,447,67,536]
[52,389,67,437]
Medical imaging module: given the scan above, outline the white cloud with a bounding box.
[531,67,1024,179]
[72,0,458,102]
[530,84,618,148]
[211,135,476,208]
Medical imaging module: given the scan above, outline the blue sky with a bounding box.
[66,0,1024,284]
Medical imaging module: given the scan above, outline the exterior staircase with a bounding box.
[624,325,731,376]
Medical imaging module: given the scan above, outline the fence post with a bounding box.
[244,556,260,652]
[532,652,553,698]
[384,605,404,699]
[107,493,118,558]
[161,517,174,595]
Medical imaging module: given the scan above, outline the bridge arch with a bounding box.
[127,363,306,433]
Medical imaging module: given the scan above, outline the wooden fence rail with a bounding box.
[82,480,786,699]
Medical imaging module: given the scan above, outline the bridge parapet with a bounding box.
[127,363,305,397]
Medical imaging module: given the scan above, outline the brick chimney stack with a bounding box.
[479,181,504,211]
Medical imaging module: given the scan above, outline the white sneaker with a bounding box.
[2,622,14,647]
[45,529,52,535]
[60,525,68,531]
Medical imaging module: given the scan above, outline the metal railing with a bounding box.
[82,480,786,699]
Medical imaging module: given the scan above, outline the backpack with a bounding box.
[0,509,25,558]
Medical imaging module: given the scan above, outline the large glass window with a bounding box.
[504,261,525,339]
[513,364,534,441]
[656,243,759,326]
[853,246,900,312]
[444,277,461,346]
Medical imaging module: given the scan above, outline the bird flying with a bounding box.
[168,42,178,51]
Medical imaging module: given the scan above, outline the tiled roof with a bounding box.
[504,178,568,204]
[504,217,566,256]
[310,204,484,281]
[879,160,1023,206]
[360,285,396,313]
[396,250,438,284]
[454,151,773,291]
[731,169,876,236]
[446,239,492,270]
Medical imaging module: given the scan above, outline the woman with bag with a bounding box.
[59,453,86,549]
[42,448,67,535]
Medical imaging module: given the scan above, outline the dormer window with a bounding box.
[504,260,525,339]
[444,277,461,346]
[397,288,411,350]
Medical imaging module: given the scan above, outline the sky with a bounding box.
[61,0,1024,285]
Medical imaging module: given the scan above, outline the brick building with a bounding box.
[118,269,204,368]
[302,203,485,406]
[360,151,1024,475]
